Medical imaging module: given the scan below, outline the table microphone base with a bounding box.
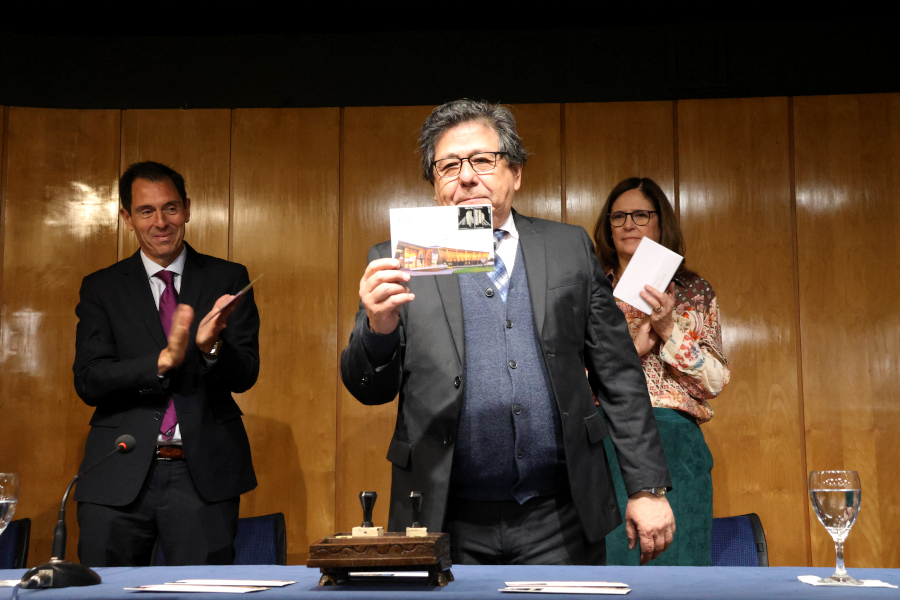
[20,559,102,589]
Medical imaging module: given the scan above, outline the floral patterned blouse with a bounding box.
[609,271,730,424]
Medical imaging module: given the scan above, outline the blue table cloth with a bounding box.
[1,565,898,599]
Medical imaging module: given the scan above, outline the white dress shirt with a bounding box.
[139,247,186,445]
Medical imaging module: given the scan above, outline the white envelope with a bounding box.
[612,237,683,314]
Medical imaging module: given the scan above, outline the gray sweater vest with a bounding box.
[450,244,566,503]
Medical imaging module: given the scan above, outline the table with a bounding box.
[1,565,898,599]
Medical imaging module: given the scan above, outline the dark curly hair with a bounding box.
[418,99,527,184]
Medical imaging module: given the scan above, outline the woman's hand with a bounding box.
[634,316,660,357]
[640,282,676,342]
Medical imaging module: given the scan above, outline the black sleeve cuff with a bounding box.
[360,319,400,368]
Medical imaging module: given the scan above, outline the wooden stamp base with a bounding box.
[308,532,453,587]
[406,526,428,537]
[351,526,384,537]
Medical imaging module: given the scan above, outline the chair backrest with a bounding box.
[0,518,31,569]
[711,513,768,567]
[155,512,287,566]
[233,513,287,566]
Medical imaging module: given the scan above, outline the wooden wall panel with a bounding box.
[338,105,435,533]
[794,93,900,569]
[230,108,341,564]
[2,95,898,570]
[119,110,232,261]
[0,107,120,565]
[678,98,809,566]
[565,101,675,235]
[508,103,562,222]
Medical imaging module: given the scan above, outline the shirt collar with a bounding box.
[140,245,187,279]
[495,211,519,240]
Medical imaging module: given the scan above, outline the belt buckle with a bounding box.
[155,445,183,460]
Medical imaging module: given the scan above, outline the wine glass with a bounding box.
[808,470,862,585]
[0,473,19,537]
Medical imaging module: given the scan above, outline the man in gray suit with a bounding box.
[341,100,674,565]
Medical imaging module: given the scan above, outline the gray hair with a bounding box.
[418,99,528,183]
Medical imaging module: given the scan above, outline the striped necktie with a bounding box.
[489,229,510,301]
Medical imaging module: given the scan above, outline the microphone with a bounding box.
[20,434,136,589]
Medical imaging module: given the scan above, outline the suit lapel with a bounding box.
[435,274,465,367]
[123,251,168,349]
[178,243,208,314]
[516,212,547,337]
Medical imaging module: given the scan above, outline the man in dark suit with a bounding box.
[341,100,674,565]
[73,161,260,567]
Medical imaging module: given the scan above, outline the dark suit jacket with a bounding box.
[341,211,670,544]
[73,243,259,506]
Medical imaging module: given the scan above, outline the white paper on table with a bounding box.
[612,237,683,315]
[176,579,296,587]
[500,586,631,595]
[797,575,897,588]
[349,571,430,577]
[125,584,268,593]
[505,581,628,588]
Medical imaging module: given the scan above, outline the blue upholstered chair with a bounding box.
[711,513,768,566]
[154,512,287,566]
[231,513,287,566]
[0,518,32,569]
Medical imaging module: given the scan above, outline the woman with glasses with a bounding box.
[593,177,730,566]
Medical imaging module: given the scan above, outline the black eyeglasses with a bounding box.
[609,210,657,227]
[432,152,508,179]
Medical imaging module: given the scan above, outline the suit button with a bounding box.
[443,434,453,446]
[361,374,370,385]
[516,448,525,459]
[153,412,161,421]
[508,360,517,369]
[485,288,494,298]
[506,319,513,329]
[454,376,461,388]
[512,404,523,415]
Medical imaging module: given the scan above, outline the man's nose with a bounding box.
[458,160,478,183]
[151,210,167,228]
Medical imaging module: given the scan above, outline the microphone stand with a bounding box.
[20,436,135,589]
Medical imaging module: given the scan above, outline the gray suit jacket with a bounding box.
[340,211,669,543]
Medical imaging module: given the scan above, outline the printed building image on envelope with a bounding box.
[390,205,495,276]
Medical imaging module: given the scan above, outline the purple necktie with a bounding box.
[155,270,178,440]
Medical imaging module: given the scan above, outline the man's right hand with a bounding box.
[360,258,415,334]
[158,304,195,375]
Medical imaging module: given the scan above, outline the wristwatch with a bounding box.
[639,487,667,498]
[204,340,222,360]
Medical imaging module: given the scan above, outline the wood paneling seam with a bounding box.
[228,110,235,262]
[117,110,125,262]
[787,96,813,567]
[672,100,680,220]
[0,107,9,305]
[560,104,567,224]
[335,106,345,522]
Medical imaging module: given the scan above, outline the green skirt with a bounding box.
[602,407,713,566]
